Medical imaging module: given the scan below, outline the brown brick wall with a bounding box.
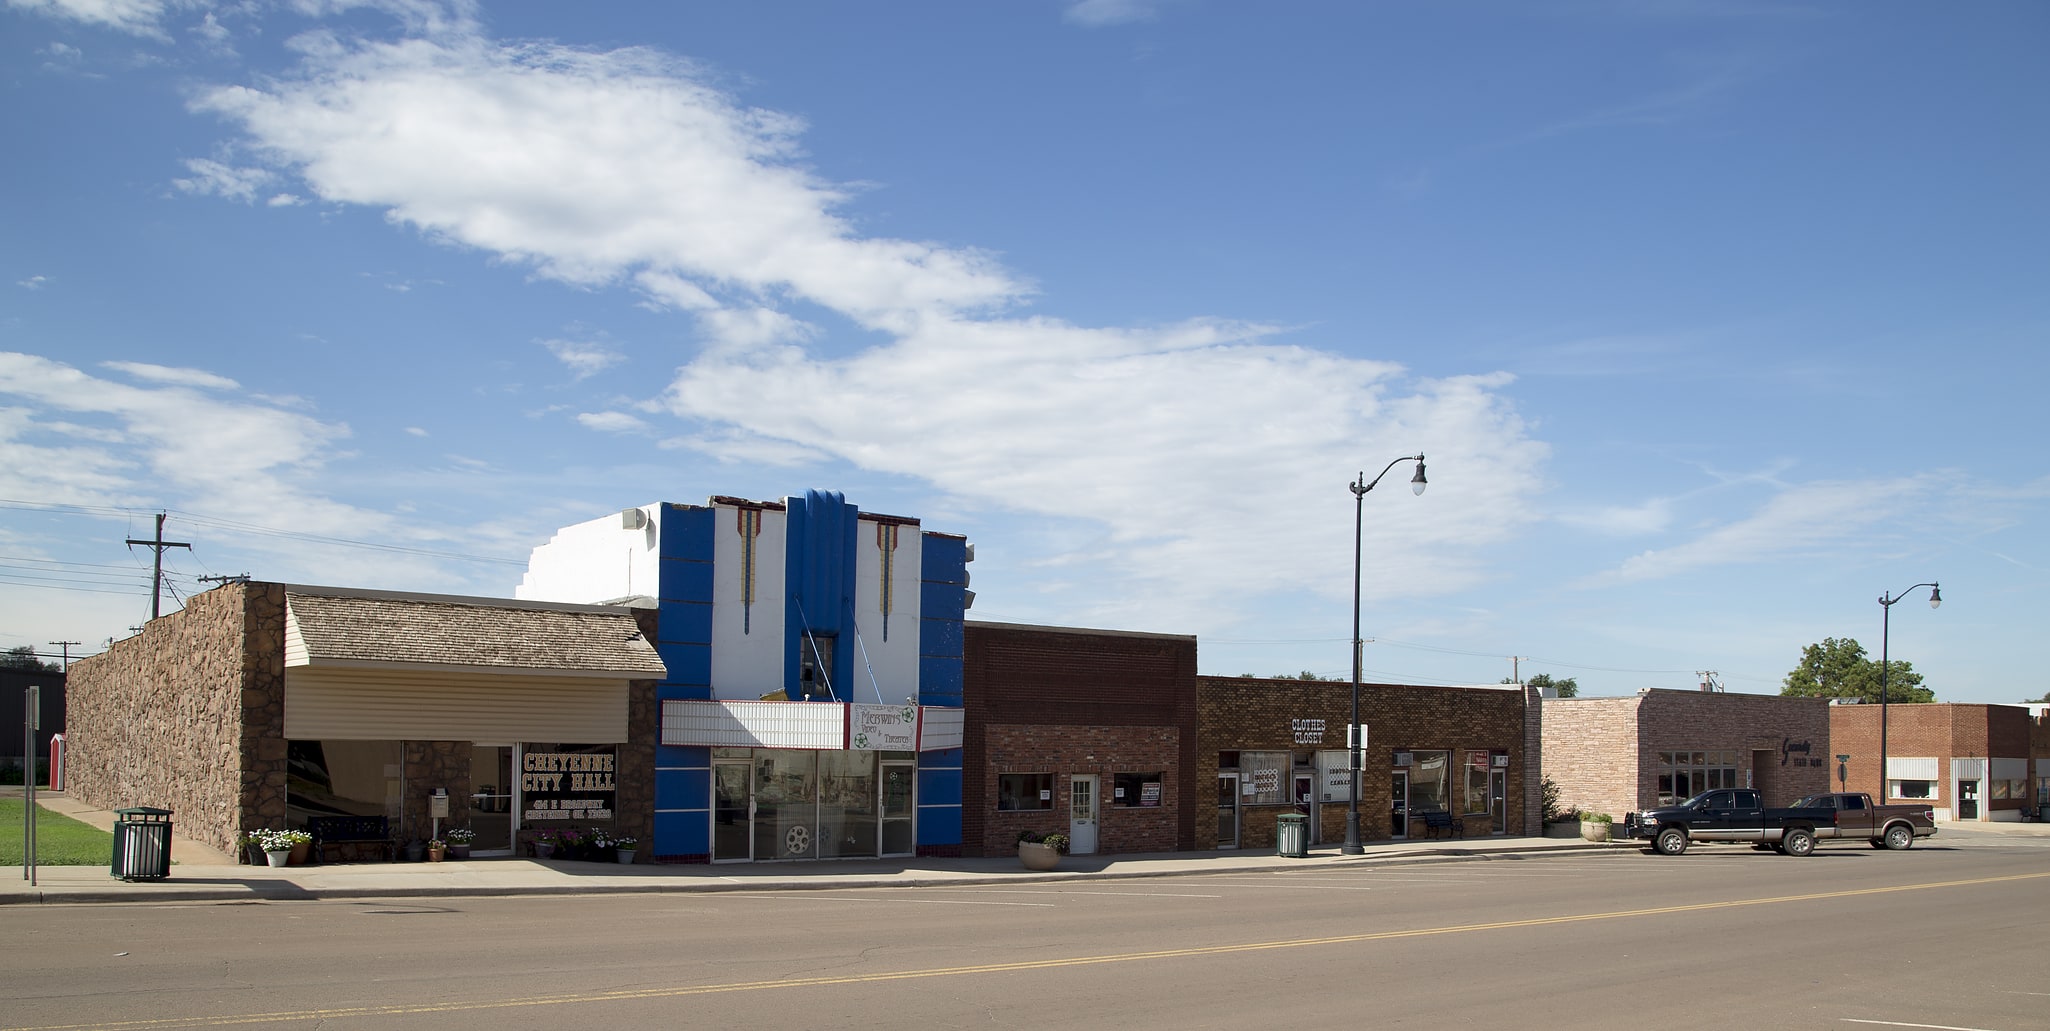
[62,582,286,855]
[1197,678,1533,848]
[962,622,1199,856]
[1831,702,2038,818]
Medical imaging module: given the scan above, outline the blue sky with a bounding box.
[3,0,2043,701]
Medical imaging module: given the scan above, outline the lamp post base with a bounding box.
[1341,813,1365,855]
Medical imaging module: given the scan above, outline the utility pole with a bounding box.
[125,513,191,620]
[1510,656,1525,683]
[196,574,250,587]
[47,641,80,672]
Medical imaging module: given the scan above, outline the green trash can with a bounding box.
[112,806,173,882]
[1276,812,1309,858]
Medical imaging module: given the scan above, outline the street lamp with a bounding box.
[1877,582,1940,803]
[1344,453,1426,855]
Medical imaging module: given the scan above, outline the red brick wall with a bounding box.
[1831,703,2038,818]
[1547,691,1830,817]
[1197,678,1533,847]
[963,622,1199,856]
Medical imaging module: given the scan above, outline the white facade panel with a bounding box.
[918,706,964,751]
[285,667,628,743]
[851,517,922,704]
[1886,757,1939,779]
[516,505,661,604]
[710,502,789,700]
[1991,757,2028,780]
[1952,757,1986,778]
[662,699,845,749]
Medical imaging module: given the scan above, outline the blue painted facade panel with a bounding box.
[782,490,861,702]
[657,599,712,644]
[656,766,708,805]
[920,612,964,659]
[659,504,715,560]
[655,642,711,692]
[655,809,708,858]
[660,558,715,605]
[915,801,962,848]
[919,656,962,706]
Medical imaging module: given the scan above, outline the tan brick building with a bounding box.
[1197,677,1541,850]
[1542,689,1830,821]
[1828,702,2041,822]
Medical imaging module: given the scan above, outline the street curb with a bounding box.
[3,841,1601,905]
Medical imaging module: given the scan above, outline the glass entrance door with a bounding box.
[1217,772,1240,849]
[881,762,915,856]
[469,745,514,855]
[1490,769,1507,835]
[1390,770,1410,839]
[713,762,752,862]
[1069,774,1100,854]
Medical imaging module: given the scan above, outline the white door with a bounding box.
[1069,774,1100,854]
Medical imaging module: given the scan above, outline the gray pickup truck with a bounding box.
[1623,789,1936,856]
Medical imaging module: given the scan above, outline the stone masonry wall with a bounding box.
[62,582,285,855]
[1539,697,1641,821]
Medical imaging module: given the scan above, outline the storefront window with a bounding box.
[817,750,877,858]
[999,773,1054,811]
[1114,771,1163,807]
[522,743,619,825]
[754,749,818,858]
[286,739,400,826]
[1891,779,1933,800]
[1239,751,1290,805]
[1409,750,1450,811]
[1464,751,1491,814]
[1657,750,1738,804]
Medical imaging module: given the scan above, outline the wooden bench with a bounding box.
[307,815,398,863]
[1417,810,1464,839]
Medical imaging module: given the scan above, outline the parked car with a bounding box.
[1789,791,1938,851]
[1623,789,1933,857]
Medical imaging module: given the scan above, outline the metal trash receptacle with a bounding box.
[1276,812,1309,858]
[111,806,174,881]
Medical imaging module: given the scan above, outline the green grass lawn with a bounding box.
[0,798,118,866]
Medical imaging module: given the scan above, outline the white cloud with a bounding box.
[7,0,172,38]
[1064,0,1163,27]
[1559,497,1674,536]
[404,426,428,436]
[541,337,624,380]
[181,15,1553,627]
[1582,476,1938,586]
[17,275,50,290]
[575,411,649,434]
[100,360,240,390]
[172,158,276,203]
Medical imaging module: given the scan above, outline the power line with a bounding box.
[125,513,191,620]
[2,498,528,568]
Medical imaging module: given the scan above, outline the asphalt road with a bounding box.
[5,837,2048,1030]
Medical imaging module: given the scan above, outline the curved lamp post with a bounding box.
[1344,454,1426,855]
[1877,582,1940,802]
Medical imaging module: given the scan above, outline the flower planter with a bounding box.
[288,840,310,866]
[265,850,291,868]
[448,844,471,860]
[616,849,637,865]
[533,842,556,860]
[1017,842,1060,871]
[1579,820,1612,843]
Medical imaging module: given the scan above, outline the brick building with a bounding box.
[1542,689,1830,821]
[1828,702,2039,822]
[1198,677,1541,850]
[962,622,1199,857]
[61,582,665,859]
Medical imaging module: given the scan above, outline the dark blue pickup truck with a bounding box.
[1622,789,1936,857]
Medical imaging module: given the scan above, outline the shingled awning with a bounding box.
[281,586,665,743]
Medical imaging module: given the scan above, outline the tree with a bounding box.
[1781,637,1933,704]
[1502,672,1578,698]
[0,645,58,672]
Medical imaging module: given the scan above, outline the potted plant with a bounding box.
[531,829,559,860]
[1578,810,1614,843]
[444,827,476,860]
[612,835,639,865]
[259,830,293,868]
[426,838,447,863]
[1016,830,1068,871]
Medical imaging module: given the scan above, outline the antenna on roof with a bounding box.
[1697,671,1723,693]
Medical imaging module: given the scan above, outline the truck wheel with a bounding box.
[1654,827,1689,856]
[1783,828,1816,857]
[1869,838,1885,849]
[1883,824,1914,851]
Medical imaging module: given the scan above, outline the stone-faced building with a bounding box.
[961,622,1199,857]
[1199,677,1542,850]
[61,582,665,859]
[1542,689,1831,821]
[1828,702,2039,822]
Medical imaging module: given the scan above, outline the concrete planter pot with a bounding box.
[1579,819,1612,843]
[1018,842,1061,871]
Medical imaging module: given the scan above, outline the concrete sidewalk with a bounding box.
[5,788,1597,904]
[10,788,2044,905]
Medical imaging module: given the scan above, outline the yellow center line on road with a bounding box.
[13,870,2046,1031]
